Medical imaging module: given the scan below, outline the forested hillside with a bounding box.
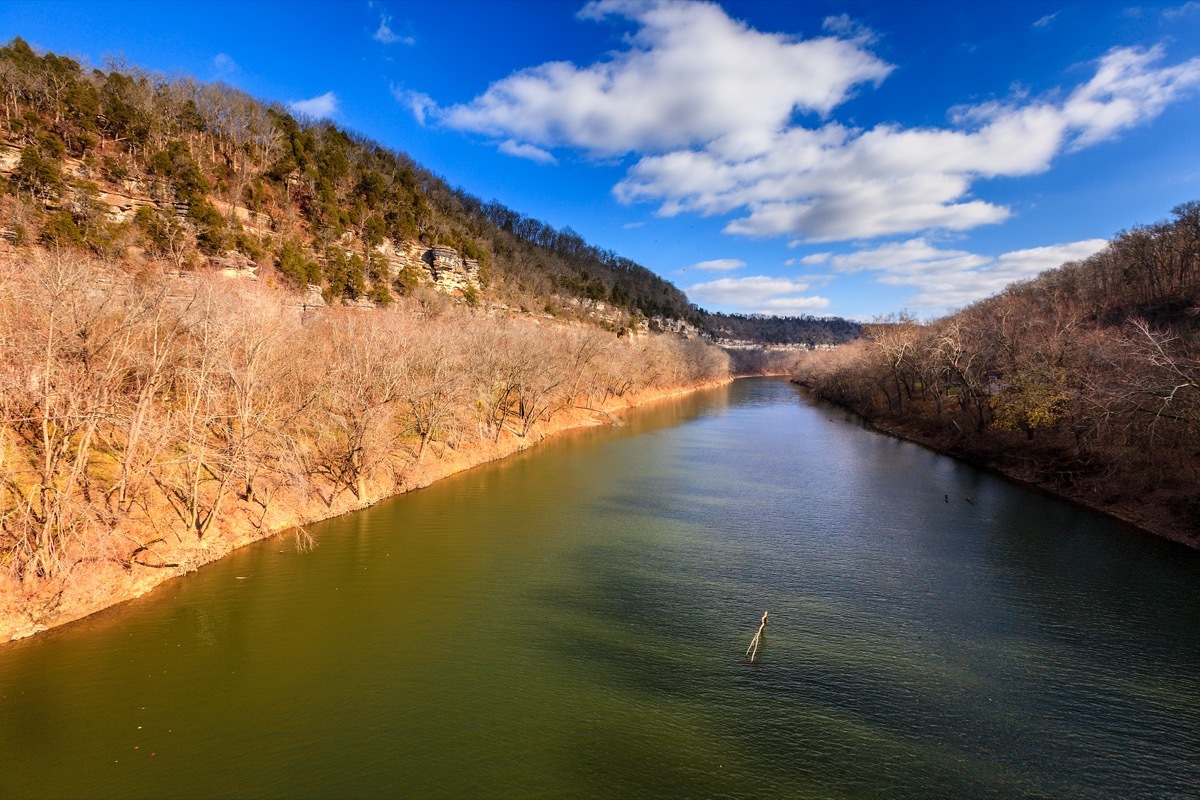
[702,311,861,346]
[0,37,754,640]
[0,36,854,342]
[0,246,733,638]
[795,202,1200,546]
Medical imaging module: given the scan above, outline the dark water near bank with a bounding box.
[2,378,1199,799]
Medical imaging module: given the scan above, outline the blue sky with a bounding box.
[3,0,1199,320]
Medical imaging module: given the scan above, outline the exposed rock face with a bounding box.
[382,240,481,295]
[651,316,702,338]
[0,138,481,306]
[425,246,480,293]
[209,251,258,280]
[301,284,327,311]
[0,145,19,172]
[567,297,616,317]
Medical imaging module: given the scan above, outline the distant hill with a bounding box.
[0,36,857,345]
[700,311,861,347]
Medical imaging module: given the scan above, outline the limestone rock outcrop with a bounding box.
[380,240,481,296]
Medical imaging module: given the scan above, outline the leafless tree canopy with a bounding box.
[796,202,1200,544]
[0,251,730,593]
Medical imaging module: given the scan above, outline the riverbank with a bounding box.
[0,374,730,644]
[793,379,1199,551]
[8,376,1198,800]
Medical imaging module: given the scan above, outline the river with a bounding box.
[2,378,1198,799]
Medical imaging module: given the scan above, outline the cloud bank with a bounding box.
[687,237,1108,317]
[412,0,1200,244]
[438,0,891,157]
[828,237,1110,312]
[618,43,1200,242]
[687,258,746,272]
[686,275,830,314]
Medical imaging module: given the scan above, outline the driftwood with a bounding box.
[745,610,768,662]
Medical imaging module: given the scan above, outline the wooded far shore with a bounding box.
[793,200,1200,550]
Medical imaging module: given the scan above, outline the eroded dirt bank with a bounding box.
[1,380,729,643]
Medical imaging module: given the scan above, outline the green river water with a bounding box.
[1,378,1198,798]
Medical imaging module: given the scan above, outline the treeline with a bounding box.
[0,36,681,317]
[701,311,861,346]
[795,201,1200,544]
[454,194,696,321]
[0,251,729,599]
[0,37,858,343]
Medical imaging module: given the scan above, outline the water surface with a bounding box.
[2,378,1198,798]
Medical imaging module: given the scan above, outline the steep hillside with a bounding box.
[701,311,861,347]
[795,202,1200,546]
[0,37,755,641]
[0,36,856,343]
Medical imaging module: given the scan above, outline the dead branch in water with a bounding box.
[746,610,768,662]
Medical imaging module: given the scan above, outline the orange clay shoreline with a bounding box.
[1,379,732,645]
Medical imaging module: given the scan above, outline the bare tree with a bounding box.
[151,281,239,540]
[303,312,408,504]
[0,253,133,576]
[394,312,467,464]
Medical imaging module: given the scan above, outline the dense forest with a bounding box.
[0,36,853,342]
[702,311,861,346]
[795,202,1200,546]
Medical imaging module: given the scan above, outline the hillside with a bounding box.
[0,37,766,641]
[794,202,1200,547]
[0,36,856,344]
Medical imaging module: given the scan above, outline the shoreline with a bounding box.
[794,381,1199,552]
[1,378,732,645]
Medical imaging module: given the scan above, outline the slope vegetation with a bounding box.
[0,36,856,343]
[795,202,1200,546]
[0,38,749,639]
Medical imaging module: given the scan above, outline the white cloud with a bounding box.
[413,1,1200,245]
[822,13,878,45]
[616,45,1200,242]
[686,275,830,314]
[1163,2,1200,19]
[687,258,746,271]
[498,139,557,164]
[288,91,338,119]
[431,0,891,156]
[828,237,1110,312]
[622,221,645,229]
[1061,44,1200,148]
[799,252,832,265]
[993,240,1112,276]
[374,13,414,45]
[393,85,435,125]
[1033,12,1059,28]
[212,53,239,76]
